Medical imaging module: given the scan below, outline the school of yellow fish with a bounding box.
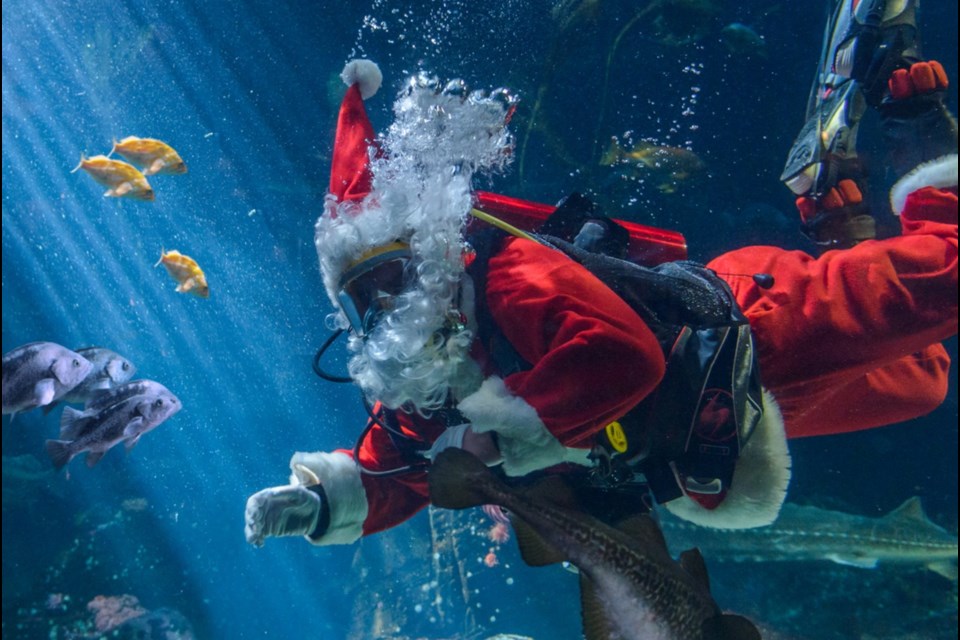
[72,136,187,201]
[73,136,208,298]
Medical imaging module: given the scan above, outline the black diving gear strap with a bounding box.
[312,328,353,383]
[306,483,331,540]
[352,400,472,478]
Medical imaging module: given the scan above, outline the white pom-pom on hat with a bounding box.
[341,59,383,100]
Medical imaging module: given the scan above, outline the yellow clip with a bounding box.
[605,421,628,453]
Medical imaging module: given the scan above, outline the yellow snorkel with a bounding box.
[469,208,541,244]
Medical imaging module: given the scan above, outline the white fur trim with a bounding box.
[457,376,591,477]
[289,450,368,545]
[890,154,958,215]
[663,389,791,529]
[340,59,383,100]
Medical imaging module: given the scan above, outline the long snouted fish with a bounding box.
[44,381,181,470]
[429,449,760,640]
[661,499,958,581]
[2,342,94,417]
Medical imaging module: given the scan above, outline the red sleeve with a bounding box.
[338,410,437,536]
[708,186,957,435]
[484,238,666,447]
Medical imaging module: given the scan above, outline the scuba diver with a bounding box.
[245,0,956,548]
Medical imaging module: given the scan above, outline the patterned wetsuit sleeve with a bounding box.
[483,238,666,447]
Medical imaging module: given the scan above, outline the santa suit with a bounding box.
[294,73,957,545]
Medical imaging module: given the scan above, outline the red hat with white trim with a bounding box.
[329,59,383,204]
[318,59,412,335]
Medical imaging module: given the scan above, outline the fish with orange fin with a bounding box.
[110,136,187,176]
[155,249,209,298]
[71,155,155,200]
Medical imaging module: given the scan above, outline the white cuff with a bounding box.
[890,153,958,215]
[289,451,368,545]
[457,376,591,477]
[663,388,791,529]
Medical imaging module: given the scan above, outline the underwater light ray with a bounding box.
[135,0,308,191]
[4,130,198,397]
[28,0,133,129]
[6,6,382,637]
[1,211,92,341]
[1,86,173,352]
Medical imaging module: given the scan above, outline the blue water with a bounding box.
[3,1,957,638]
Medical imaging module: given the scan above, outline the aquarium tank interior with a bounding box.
[3,1,957,638]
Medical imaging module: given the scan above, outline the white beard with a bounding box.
[347,273,482,413]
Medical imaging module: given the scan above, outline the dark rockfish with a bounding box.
[45,380,181,470]
[45,347,137,411]
[2,342,93,416]
[429,449,760,640]
[81,379,157,412]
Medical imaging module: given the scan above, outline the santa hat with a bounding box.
[317,61,512,321]
[317,59,393,308]
[328,59,383,204]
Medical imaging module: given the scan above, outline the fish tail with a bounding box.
[429,449,503,510]
[599,138,622,166]
[70,155,86,173]
[45,440,74,471]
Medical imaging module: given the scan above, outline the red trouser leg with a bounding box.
[776,343,950,438]
[708,187,957,438]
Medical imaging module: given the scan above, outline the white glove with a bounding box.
[426,423,471,460]
[244,482,322,547]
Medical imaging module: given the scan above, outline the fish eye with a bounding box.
[122,362,131,371]
[73,359,81,367]
[154,399,164,408]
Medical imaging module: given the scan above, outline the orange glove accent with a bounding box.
[836,179,863,205]
[888,61,949,100]
[821,188,845,211]
[800,179,863,214]
[796,196,818,222]
[796,180,863,220]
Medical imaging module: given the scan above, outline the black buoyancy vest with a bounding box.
[466,225,765,506]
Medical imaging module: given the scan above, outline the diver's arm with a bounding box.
[457,237,665,476]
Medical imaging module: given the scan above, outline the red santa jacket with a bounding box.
[293,160,957,545]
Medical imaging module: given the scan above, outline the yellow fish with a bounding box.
[155,249,209,298]
[110,136,187,176]
[601,138,705,194]
[71,155,155,200]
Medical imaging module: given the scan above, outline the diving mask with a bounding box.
[337,242,413,337]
